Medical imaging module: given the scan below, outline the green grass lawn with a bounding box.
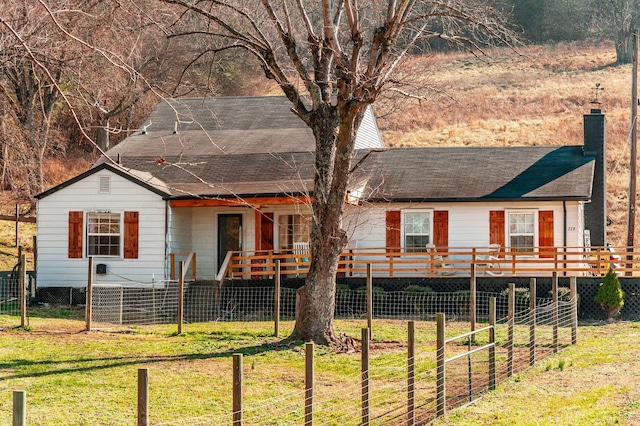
[1,310,639,425]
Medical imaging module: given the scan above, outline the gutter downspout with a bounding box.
[164,200,169,282]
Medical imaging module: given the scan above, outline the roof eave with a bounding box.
[35,162,172,200]
[365,196,592,203]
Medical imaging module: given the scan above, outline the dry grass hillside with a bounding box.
[378,42,635,246]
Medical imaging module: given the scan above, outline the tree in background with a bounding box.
[0,0,254,197]
[591,0,640,64]
[0,2,70,197]
[501,0,640,64]
[503,0,592,43]
[159,0,515,345]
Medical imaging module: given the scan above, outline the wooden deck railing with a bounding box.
[169,252,197,281]
[216,245,636,282]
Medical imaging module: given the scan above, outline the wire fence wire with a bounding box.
[0,277,20,317]
[151,297,577,426]
[90,283,560,327]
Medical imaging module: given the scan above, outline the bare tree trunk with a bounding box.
[617,35,634,64]
[291,101,363,345]
[97,116,110,152]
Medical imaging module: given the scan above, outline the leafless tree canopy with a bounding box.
[0,0,238,197]
[156,0,515,344]
[161,1,514,112]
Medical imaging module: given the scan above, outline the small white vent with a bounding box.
[98,176,110,193]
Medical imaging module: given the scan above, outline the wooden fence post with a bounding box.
[32,236,37,293]
[274,260,280,337]
[507,283,515,377]
[19,254,26,328]
[470,264,476,343]
[529,278,536,366]
[407,321,415,426]
[169,253,175,281]
[367,263,373,340]
[305,342,314,426]
[86,257,93,332]
[361,328,370,426]
[15,204,19,248]
[177,261,184,335]
[552,272,559,353]
[12,390,26,426]
[436,313,446,418]
[233,354,242,426]
[138,368,148,426]
[488,297,496,391]
[570,276,578,345]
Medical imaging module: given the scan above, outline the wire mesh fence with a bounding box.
[0,276,20,317]
[9,279,579,425]
[89,282,572,328]
[146,294,577,426]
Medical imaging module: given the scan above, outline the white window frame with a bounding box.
[507,210,537,254]
[277,213,311,250]
[86,212,121,257]
[402,209,433,252]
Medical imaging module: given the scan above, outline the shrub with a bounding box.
[595,268,624,320]
[554,287,571,302]
[500,287,530,303]
[404,285,434,293]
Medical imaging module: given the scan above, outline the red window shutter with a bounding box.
[386,210,401,253]
[254,210,262,250]
[433,210,449,250]
[123,211,139,259]
[538,210,554,259]
[259,212,274,251]
[68,211,83,258]
[489,211,505,251]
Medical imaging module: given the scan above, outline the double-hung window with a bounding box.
[278,214,311,250]
[69,211,138,259]
[403,210,432,252]
[87,212,121,256]
[508,212,535,253]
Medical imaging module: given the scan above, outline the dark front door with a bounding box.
[218,214,242,270]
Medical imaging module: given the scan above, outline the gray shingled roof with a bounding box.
[117,152,316,198]
[103,97,314,159]
[358,146,595,201]
[82,97,596,202]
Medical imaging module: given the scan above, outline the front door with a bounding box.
[218,214,242,270]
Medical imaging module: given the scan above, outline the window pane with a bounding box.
[87,213,121,256]
[279,215,310,249]
[508,212,535,252]
[511,235,534,252]
[406,235,430,250]
[405,212,430,234]
[404,211,430,252]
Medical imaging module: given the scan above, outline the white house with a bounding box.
[35,97,605,288]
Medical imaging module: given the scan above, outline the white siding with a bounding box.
[191,208,216,280]
[36,170,167,287]
[354,106,385,149]
[346,201,582,249]
[168,208,192,254]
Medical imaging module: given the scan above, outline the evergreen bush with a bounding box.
[404,285,434,293]
[595,268,624,320]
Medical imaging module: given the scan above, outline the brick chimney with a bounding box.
[583,108,606,246]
